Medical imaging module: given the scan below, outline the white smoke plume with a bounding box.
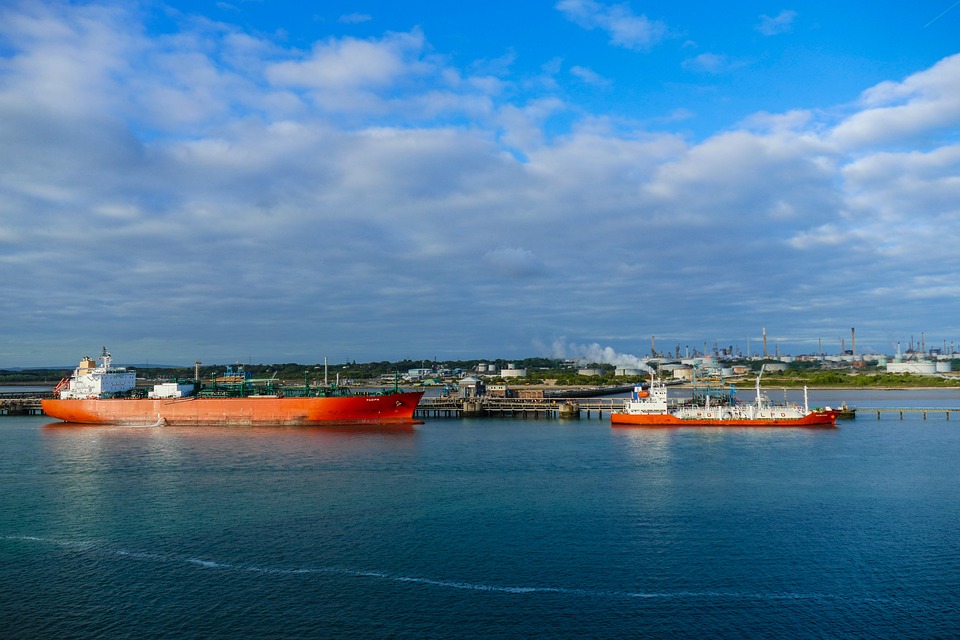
[547,339,653,371]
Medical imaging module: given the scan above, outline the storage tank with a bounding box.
[886,361,937,374]
[673,367,694,381]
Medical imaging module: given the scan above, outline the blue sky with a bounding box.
[2,1,960,367]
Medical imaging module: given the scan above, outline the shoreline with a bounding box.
[456,382,960,392]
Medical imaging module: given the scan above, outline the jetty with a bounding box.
[416,397,623,419]
[416,397,960,421]
[857,407,960,420]
[0,392,49,416]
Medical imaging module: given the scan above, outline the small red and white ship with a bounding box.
[611,366,837,427]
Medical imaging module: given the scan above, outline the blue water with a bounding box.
[2,389,960,638]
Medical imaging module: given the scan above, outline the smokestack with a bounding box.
[762,327,767,358]
[651,336,656,358]
[851,327,856,360]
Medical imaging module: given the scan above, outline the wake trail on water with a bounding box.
[4,535,872,603]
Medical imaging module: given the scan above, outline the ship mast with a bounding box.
[755,364,765,407]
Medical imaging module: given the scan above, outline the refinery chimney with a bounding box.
[762,327,768,358]
[851,327,856,361]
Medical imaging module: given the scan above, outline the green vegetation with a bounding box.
[0,368,72,384]
[3,357,959,389]
[761,369,960,388]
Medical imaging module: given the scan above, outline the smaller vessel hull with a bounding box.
[611,411,836,427]
[42,392,424,426]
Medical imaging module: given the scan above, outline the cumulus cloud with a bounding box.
[756,10,797,36]
[267,30,429,90]
[570,65,610,86]
[1,2,960,364]
[484,246,544,277]
[681,52,738,74]
[831,53,960,148]
[555,0,668,51]
[339,13,372,24]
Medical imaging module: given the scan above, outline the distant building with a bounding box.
[500,363,527,378]
[487,384,510,398]
[459,377,485,398]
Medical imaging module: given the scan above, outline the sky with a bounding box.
[2,1,960,367]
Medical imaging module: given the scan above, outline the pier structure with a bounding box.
[857,407,960,420]
[0,392,48,416]
[417,398,960,422]
[415,397,623,420]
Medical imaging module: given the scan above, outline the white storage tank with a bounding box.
[886,361,937,374]
[673,367,694,381]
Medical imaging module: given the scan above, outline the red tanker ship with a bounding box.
[42,348,423,427]
[611,366,837,427]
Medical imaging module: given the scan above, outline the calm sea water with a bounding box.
[2,389,960,639]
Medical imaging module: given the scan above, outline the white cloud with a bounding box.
[555,0,668,51]
[570,65,610,86]
[831,53,960,148]
[339,13,372,24]
[682,52,731,73]
[756,10,797,36]
[496,97,567,152]
[267,30,429,90]
[2,2,960,364]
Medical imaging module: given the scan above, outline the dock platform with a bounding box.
[0,392,48,416]
[415,397,622,419]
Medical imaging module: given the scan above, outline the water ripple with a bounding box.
[5,534,888,603]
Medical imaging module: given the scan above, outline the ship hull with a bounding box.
[611,411,836,427]
[42,392,424,426]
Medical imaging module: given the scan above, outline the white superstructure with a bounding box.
[148,382,195,399]
[619,366,821,422]
[56,347,137,399]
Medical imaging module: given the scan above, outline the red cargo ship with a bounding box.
[42,348,423,426]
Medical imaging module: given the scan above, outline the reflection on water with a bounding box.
[41,422,418,437]
[40,422,419,474]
